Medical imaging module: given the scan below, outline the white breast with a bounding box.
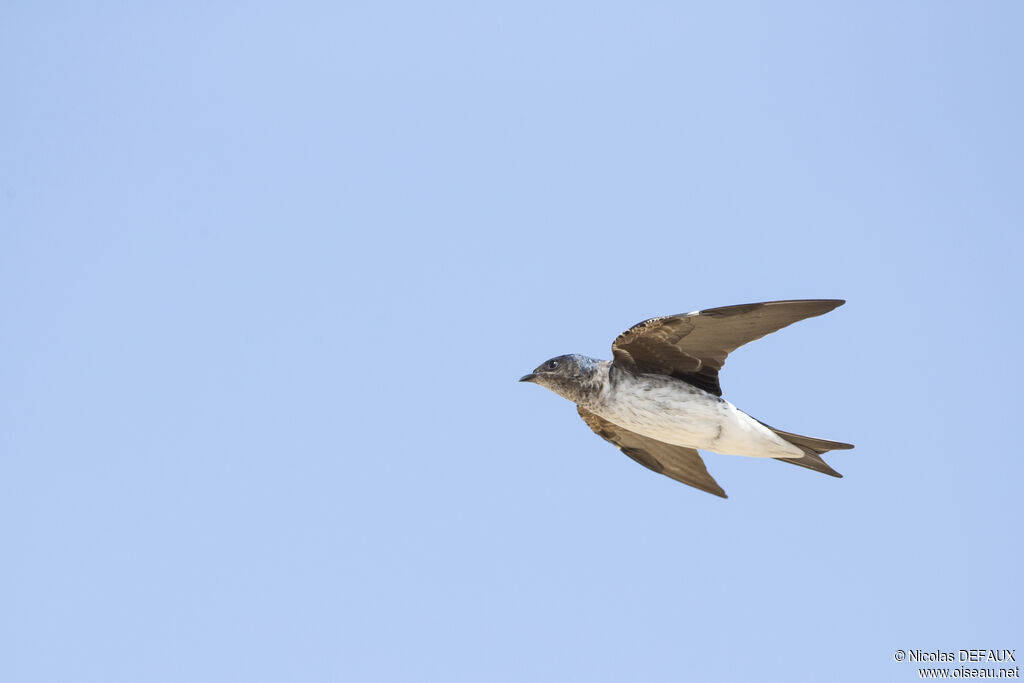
[594,373,804,459]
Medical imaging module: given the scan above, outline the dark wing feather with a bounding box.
[611,299,845,396]
[577,406,727,498]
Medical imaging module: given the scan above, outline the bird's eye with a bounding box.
[547,360,559,370]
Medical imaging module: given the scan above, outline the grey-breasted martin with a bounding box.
[520,299,853,498]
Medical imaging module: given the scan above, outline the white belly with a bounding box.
[596,377,803,459]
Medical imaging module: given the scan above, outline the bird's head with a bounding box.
[519,354,600,403]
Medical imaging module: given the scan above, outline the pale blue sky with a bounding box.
[2,2,1022,681]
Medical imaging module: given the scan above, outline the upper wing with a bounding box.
[611,299,845,396]
[578,406,727,498]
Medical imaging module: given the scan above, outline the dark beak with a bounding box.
[519,373,537,383]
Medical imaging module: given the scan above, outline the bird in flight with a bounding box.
[520,299,853,498]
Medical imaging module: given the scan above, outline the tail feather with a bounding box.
[768,427,854,454]
[757,420,854,478]
[775,444,843,478]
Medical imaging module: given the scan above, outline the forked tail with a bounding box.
[758,421,854,478]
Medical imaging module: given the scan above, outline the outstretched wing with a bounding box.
[611,299,844,396]
[578,407,727,498]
